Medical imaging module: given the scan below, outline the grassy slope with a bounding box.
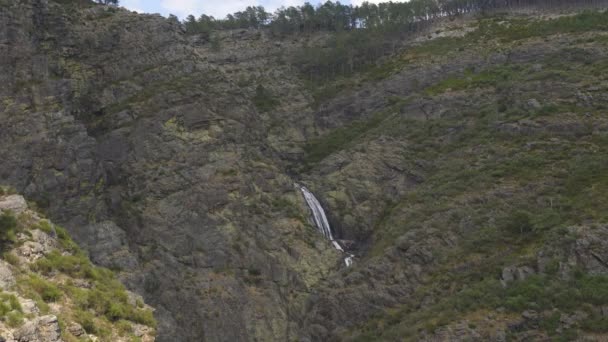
[0,187,156,342]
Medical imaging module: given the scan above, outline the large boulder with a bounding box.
[14,315,62,342]
[0,195,27,214]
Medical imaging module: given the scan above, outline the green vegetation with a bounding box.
[3,252,19,266]
[472,10,608,43]
[0,292,23,328]
[355,272,608,341]
[66,280,156,327]
[0,186,15,196]
[35,220,80,252]
[29,248,156,327]
[252,84,279,112]
[321,10,608,340]
[0,211,18,245]
[95,0,118,5]
[182,0,602,36]
[52,0,100,6]
[291,9,608,108]
[380,11,608,88]
[104,75,207,115]
[303,95,413,166]
[33,251,99,278]
[0,199,156,340]
[424,66,519,96]
[304,109,395,166]
[21,274,63,302]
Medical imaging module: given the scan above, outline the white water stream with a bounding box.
[299,184,354,267]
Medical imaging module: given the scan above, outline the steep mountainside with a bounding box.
[1,0,608,341]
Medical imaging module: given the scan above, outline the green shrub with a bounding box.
[8,294,21,312]
[66,282,155,327]
[0,212,18,242]
[3,252,19,266]
[116,319,133,336]
[580,314,608,332]
[540,311,561,334]
[579,275,608,304]
[0,302,11,317]
[32,251,93,279]
[0,293,21,315]
[35,220,53,234]
[75,309,98,335]
[210,34,221,52]
[252,85,279,113]
[6,311,24,328]
[107,302,127,321]
[24,275,62,302]
[54,226,80,252]
[130,308,156,327]
[502,210,534,236]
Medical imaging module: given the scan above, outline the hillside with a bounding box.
[0,187,156,341]
[1,0,608,341]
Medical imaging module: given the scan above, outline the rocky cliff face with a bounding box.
[2,1,608,341]
[1,1,339,341]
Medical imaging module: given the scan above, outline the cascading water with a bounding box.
[298,184,354,267]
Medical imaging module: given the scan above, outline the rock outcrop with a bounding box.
[0,191,157,341]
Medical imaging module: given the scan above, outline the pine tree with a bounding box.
[96,0,119,5]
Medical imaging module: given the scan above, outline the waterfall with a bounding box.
[299,184,354,267]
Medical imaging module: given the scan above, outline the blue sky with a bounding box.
[120,0,395,19]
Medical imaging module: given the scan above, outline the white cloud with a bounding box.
[121,0,146,13]
[124,0,399,19]
[262,0,305,12]
[350,0,408,7]
[160,0,250,19]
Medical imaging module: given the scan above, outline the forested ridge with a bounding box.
[183,0,606,86]
[184,0,607,36]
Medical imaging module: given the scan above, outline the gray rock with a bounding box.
[527,98,542,110]
[516,266,535,281]
[73,221,138,270]
[572,225,608,275]
[20,299,39,315]
[66,322,84,337]
[0,195,28,214]
[0,261,16,290]
[522,310,538,320]
[501,266,535,286]
[501,266,516,284]
[14,315,61,342]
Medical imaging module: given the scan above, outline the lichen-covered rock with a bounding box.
[0,2,337,341]
[66,322,84,337]
[0,196,27,214]
[74,221,138,270]
[0,261,15,290]
[14,315,61,342]
[501,266,535,286]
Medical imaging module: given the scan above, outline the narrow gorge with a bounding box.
[1,0,608,341]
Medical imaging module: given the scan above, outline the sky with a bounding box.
[121,0,402,20]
